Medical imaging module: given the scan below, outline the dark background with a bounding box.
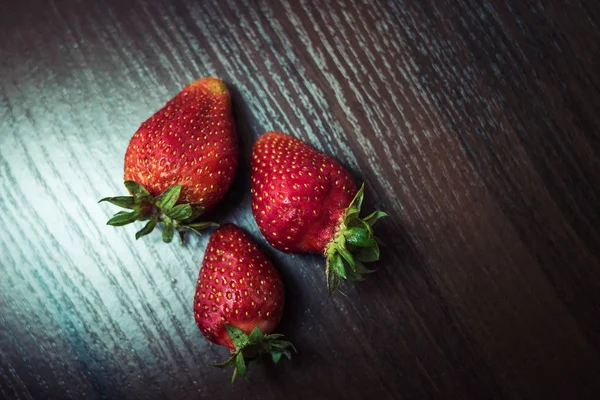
[2,0,600,399]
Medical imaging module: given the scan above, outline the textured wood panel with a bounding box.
[1,0,600,399]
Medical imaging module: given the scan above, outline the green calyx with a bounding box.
[325,183,387,295]
[99,181,217,244]
[214,325,296,383]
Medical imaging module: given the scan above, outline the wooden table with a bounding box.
[2,0,600,399]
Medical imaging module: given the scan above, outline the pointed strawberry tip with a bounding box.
[189,77,229,96]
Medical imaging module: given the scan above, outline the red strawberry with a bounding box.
[100,77,238,243]
[250,132,386,294]
[194,224,295,381]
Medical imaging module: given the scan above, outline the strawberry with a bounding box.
[194,224,295,381]
[99,77,238,243]
[250,132,387,294]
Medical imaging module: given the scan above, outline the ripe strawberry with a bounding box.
[194,224,295,381]
[250,132,387,294]
[99,77,238,243]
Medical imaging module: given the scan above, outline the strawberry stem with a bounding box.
[99,180,217,244]
[213,325,296,383]
[325,183,387,295]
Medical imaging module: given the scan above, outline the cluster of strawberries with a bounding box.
[100,77,386,382]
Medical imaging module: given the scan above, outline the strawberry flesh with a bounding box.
[193,224,285,350]
[250,132,357,254]
[124,77,238,211]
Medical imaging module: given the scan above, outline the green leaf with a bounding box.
[338,247,356,271]
[135,219,157,239]
[107,209,140,226]
[323,183,386,292]
[178,230,185,246]
[231,366,238,383]
[355,245,380,262]
[355,260,376,274]
[225,325,249,350]
[344,228,376,247]
[98,196,136,209]
[359,237,377,248]
[248,326,263,345]
[186,221,218,229]
[213,354,237,368]
[328,252,346,279]
[271,340,296,352]
[179,221,218,237]
[345,268,363,281]
[364,211,387,227]
[124,181,152,200]
[188,205,206,221]
[162,220,175,243]
[166,203,193,220]
[267,337,295,363]
[326,262,340,295]
[282,349,292,360]
[182,227,203,236]
[345,207,360,221]
[345,260,375,281]
[271,351,282,364]
[269,342,288,350]
[155,184,182,211]
[347,183,365,211]
[264,333,285,340]
[347,217,373,236]
[235,352,247,379]
[287,341,298,353]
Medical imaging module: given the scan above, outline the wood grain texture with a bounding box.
[1,0,600,398]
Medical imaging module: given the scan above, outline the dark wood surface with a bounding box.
[2,0,600,399]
